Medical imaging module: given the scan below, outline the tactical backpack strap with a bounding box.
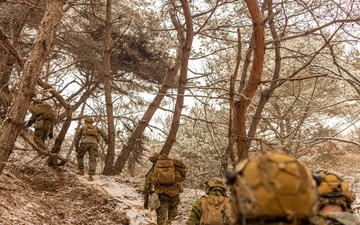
[173,159,187,182]
[35,114,44,120]
[222,197,231,221]
[200,196,209,225]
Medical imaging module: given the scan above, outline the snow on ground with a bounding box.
[79,174,156,225]
[1,147,360,224]
[0,149,205,225]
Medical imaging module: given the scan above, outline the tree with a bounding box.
[112,0,194,174]
[102,0,116,175]
[235,0,265,160]
[0,0,66,174]
[160,0,194,156]
[0,0,359,180]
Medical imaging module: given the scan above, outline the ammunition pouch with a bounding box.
[149,193,160,211]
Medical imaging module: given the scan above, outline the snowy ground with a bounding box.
[0,147,359,224]
[0,149,206,225]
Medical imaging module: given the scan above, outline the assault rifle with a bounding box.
[145,164,154,177]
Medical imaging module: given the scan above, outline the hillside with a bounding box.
[0,148,359,224]
[0,149,205,225]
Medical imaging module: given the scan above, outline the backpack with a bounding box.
[173,159,187,182]
[31,103,57,124]
[200,195,230,225]
[82,124,100,140]
[152,155,177,185]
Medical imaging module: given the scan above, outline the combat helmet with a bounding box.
[84,116,94,124]
[226,152,318,224]
[149,152,160,163]
[205,177,227,196]
[32,98,43,105]
[317,171,355,213]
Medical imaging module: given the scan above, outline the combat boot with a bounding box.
[87,174,94,181]
[76,169,84,176]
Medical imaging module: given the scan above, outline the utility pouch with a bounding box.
[149,193,160,211]
[34,119,44,129]
[43,120,52,131]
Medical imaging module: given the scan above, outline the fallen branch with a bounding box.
[19,132,67,164]
[13,146,33,151]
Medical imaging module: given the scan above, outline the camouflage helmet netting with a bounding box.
[32,98,43,104]
[205,177,226,195]
[84,116,94,124]
[228,152,318,223]
[207,177,226,189]
[149,152,160,163]
[317,172,355,212]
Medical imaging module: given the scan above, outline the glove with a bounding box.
[143,198,149,209]
[48,133,53,139]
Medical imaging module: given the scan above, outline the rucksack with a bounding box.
[152,155,177,185]
[200,195,230,225]
[173,159,187,182]
[82,124,99,138]
[31,103,57,124]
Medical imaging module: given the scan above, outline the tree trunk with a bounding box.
[35,80,72,166]
[0,5,32,116]
[112,0,188,174]
[226,29,242,169]
[59,81,99,120]
[66,103,86,161]
[0,0,66,174]
[160,0,193,156]
[112,60,181,174]
[246,0,282,154]
[102,0,116,175]
[236,0,265,161]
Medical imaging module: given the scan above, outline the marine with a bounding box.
[26,98,56,153]
[186,177,231,225]
[74,116,108,181]
[143,152,187,225]
[314,171,360,225]
[226,151,319,225]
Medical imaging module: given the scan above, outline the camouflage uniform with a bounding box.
[26,100,54,151]
[186,196,204,225]
[74,118,108,176]
[143,153,186,225]
[315,171,360,225]
[186,188,231,225]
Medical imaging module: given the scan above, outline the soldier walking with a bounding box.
[26,98,56,153]
[186,177,231,225]
[143,152,187,225]
[74,116,108,181]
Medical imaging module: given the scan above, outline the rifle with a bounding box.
[145,163,154,177]
[145,182,154,197]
